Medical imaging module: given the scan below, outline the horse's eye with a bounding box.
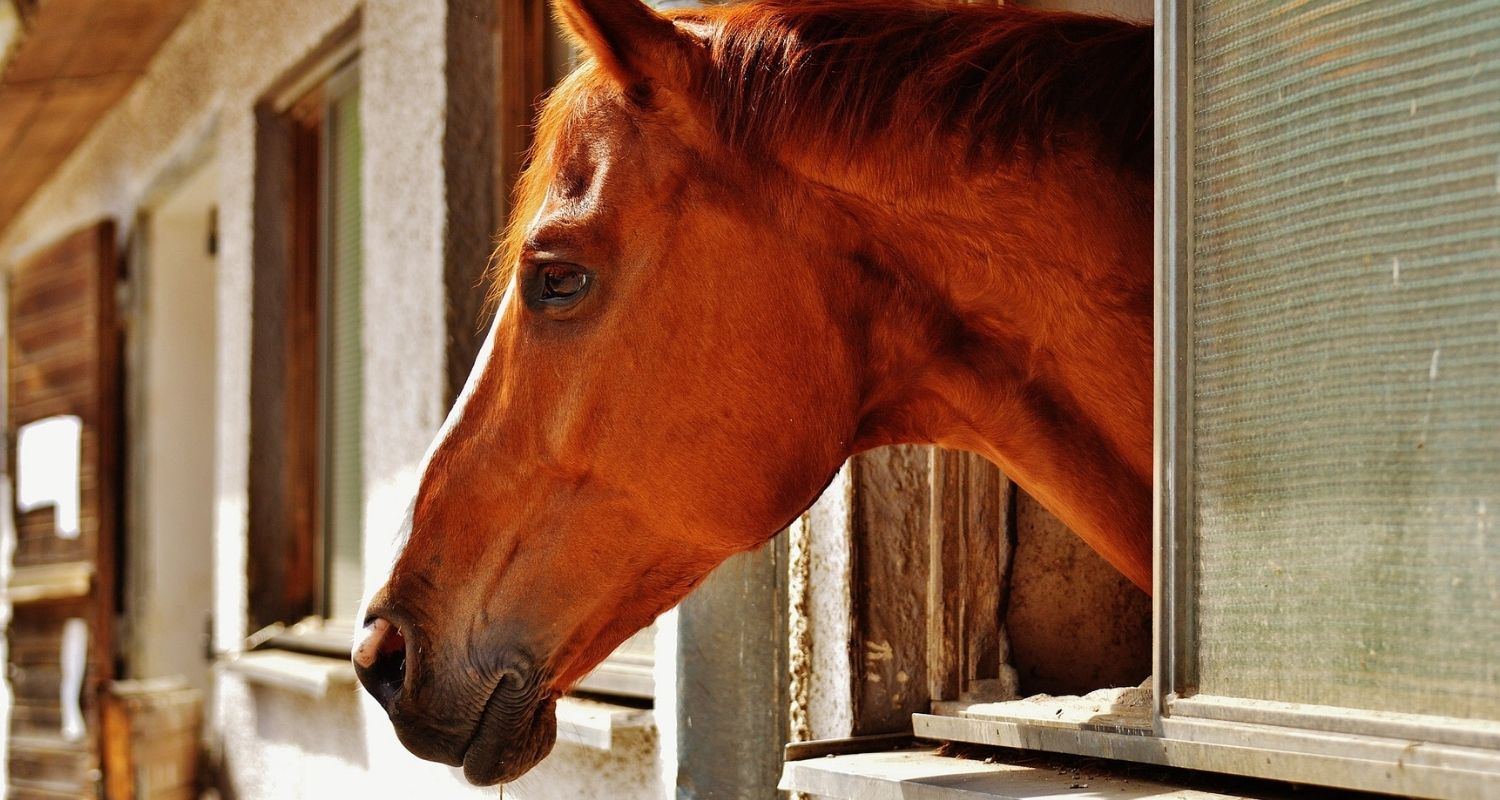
[539,264,589,303]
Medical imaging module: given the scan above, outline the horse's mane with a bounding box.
[486,0,1151,309]
[683,0,1152,174]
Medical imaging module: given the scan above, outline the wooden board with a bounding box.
[849,446,1015,735]
[246,101,320,628]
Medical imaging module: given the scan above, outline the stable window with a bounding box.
[1154,0,1500,791]
[247,51,364,641]
[893,2,1500,798]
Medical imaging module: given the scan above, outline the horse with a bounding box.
[353,0,1152,785]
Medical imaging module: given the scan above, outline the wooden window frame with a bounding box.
[247,45,361,646]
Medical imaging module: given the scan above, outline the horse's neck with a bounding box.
[846,152,1155,591]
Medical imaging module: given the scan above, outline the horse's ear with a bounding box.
[552,0,702,94]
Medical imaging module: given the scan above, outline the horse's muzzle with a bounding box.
[353,607,557,785]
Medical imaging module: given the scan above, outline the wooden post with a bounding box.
[849,445,932,734]
[847,445,1017,735]
[927,448,1015,704]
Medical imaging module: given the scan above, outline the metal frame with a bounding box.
[1151,0,1194,722]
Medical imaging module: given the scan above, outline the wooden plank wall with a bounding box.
[6,221,122,800]
[851,447,1014,735]
[851,444,1150,733]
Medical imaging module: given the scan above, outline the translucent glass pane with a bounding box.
[325,70,365,622]
[1190,1,1500,719]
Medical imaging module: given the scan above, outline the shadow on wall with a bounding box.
[250,685,372,769]
[1007,491,1152,696]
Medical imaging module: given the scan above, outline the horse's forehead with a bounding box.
[541,97,636,190]
[544,96,702,214]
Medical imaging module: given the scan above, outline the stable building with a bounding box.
[0,1,1496,800]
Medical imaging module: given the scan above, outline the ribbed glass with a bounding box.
[324,70,365,623]
[1190,0,1500,719]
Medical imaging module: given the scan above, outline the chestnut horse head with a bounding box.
[355,0,1152,785]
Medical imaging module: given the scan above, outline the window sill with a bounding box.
[926,683,1154,737]
[914,686,1500,798]
[245,618,356,659]
[221,650,357,698]
[779,748,1251,800]
[555,695,654,751]
[219,650,652,751]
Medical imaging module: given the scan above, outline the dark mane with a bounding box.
[686,0,1152,174]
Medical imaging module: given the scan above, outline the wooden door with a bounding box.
[6,221,123,799]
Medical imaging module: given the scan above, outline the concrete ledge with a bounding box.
[221,650,357,698]
[778,749,1251,800]
[554,696,654,751]
[219,653,653,751]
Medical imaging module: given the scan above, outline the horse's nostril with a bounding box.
[353,617,408,709]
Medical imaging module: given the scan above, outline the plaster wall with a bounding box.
[212,669,664,800]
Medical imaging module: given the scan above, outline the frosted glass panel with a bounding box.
[324,69,365,622]
[1189,0,1500,719]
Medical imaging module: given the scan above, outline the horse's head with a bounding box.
[354,0,880,785]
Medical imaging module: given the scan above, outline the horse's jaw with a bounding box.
[459,688,558,786]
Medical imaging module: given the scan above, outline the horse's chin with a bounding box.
[461,689,558,786]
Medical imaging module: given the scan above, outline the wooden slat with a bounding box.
[11,313,92,357]
[8,562,95,605]
[7,779,93,800]
[9,665,65,702]
[8,641,74,670]
[10,353,94,397]
[8,257,92,309]
[8,744,90,784]
[850,445,932,734]
[16,515,98,546]
[927,449,1015,704]
[10,702,66,734]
